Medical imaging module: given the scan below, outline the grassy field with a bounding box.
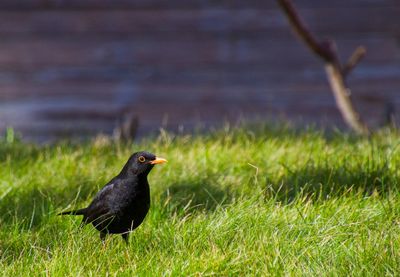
[1,125,400,275]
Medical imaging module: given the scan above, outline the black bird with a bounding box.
[58,151,167,242]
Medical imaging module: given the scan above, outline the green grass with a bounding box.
[1,125,400,275]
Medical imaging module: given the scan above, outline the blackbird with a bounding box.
[58,151,167,242]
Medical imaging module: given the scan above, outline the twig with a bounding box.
[342,46,367,76]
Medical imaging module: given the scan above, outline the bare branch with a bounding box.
[276,0,334,62]
[342,46,367,76]
[324,64,369,135]
[277,0,369,135]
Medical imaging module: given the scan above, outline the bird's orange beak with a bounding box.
[150,157,167,165]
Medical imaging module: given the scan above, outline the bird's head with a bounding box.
[121,151,167,177]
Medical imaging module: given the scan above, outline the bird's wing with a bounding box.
[84,183,118,223]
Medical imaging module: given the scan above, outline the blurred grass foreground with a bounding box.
[1,124,400,275]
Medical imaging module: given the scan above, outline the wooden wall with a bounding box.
[0,0,399,141]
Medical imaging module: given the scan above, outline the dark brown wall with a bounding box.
[0,1,399,141]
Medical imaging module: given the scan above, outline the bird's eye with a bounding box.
[138,156,146,163]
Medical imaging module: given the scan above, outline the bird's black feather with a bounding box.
[57,208,87,216]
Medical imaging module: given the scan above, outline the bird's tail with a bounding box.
[57,208,87,216]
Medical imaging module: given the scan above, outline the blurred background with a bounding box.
[0,0,399,142]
